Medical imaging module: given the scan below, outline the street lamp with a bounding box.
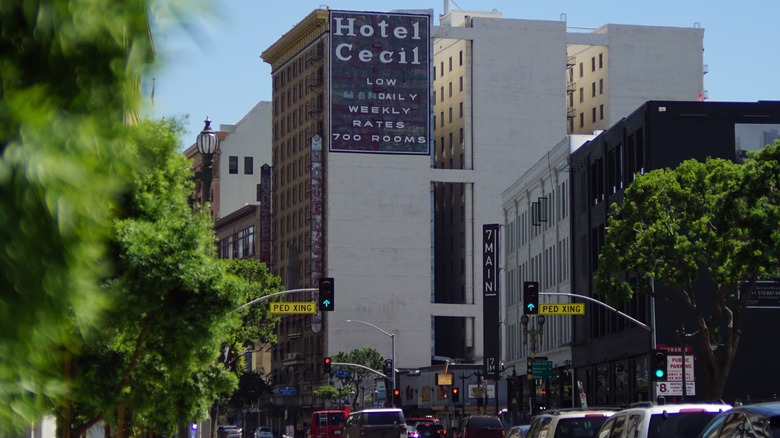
[196,117,220,203]
[345,319,396,405]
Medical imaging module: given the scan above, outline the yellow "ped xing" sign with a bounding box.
[270,302,316,314]
[540,303,585,315]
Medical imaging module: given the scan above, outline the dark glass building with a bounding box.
[569,100,780,405]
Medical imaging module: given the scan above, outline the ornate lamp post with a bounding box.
[196,117,220,203]
[521,314,545,415]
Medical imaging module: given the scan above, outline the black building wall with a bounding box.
[569,100,780,405]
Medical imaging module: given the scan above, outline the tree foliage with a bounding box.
[0,0,152,431]
[331,348,385,408]
[62,119,245,436]
[595,141,780,398]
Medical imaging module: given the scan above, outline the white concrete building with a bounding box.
[259,5,705,414]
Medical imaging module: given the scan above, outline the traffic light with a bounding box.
[451,387,460,402]
[393,388,401,405]
[523,281,539,315]
[318,277,334,311]
[324,357,332,375]
[652,349,667,380]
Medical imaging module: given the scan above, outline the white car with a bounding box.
[525,408,618,438]
[255,427,273,438]
[596,402,732,438]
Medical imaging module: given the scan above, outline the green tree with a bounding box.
[0,0,153,431]
[60,119,247,437]
[596,141,780,399]
[210,259,281,436]
[331,348,384,408]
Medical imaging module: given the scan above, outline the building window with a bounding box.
[579,112,584,128]
[244,156,253,174]
[599,104,604,120]
[459,50,463,66]
[449,81,452,97]
[599,78,604,94]
[592,82,596,97]
[448,107,453,123]
[579,88,584,103]
[440,86,444,102]
[599,53,603,69]
[591,56,596,72]
[433,66,436,80]
[229,156,238,174]
[449,56,452,71]
[459,102,463,118]
[459,76,463,92]
[592,107,596,123]
[579,62,583,78]
[440,111,444,127]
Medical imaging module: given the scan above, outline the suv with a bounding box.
[596,402,732,438]
[415,422,445,438]
[344,408,407,438]
[525,408,618,438]
[699,401,780,437]
[454,415,504,438]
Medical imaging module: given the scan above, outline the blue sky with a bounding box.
[147,0,779,144]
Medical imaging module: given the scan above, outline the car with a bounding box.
[525,408,618,438]
[698,401,780,437]
[310,410,349,438]
[255,427,274,438]
[415,422,445,438]
[407,425,420,438]
[596,402,732,438]
[218,425,243,438]
[504,425,530,438]
[454,415,505,438]
[343,408,407,438]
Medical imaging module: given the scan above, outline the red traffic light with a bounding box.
[393,389,400,396]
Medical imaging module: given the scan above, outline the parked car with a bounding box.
[255,426,274,438]
[596,402,731,438]
[344,408,407,438]
[698,401,780,437]
[525,408,618,438]
[407,425,420,438]
[218,425,243,438]
[504,425,530,438]
[454,415,505,438]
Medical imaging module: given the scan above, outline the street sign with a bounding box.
[334,369,350,378]
[270,302,316,314]
[539,303,585,315]
[746,280,780,308]
[531,360,553,379]
[277,386,298,396]
[656,381,696,396]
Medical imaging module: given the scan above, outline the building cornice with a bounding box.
[261,9,330,68]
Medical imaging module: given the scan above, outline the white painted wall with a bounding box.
[325,152,434,369]
[217,101,273,217]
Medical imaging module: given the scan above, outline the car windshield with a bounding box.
[468,417,502,429]
[555,417,608,438]
[318,412,344,426]
[647,412,719,438]
[365,412,404,425]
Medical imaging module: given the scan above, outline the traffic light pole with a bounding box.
[233,288,318,312]
[539,292,651,331]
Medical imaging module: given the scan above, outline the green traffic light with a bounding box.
[655,369,665,378]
